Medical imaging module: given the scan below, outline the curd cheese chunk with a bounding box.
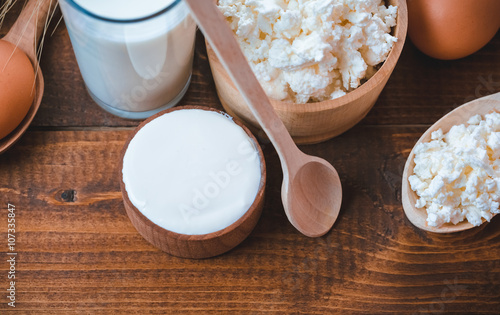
[218,0,398,103]
[409,113,500,228]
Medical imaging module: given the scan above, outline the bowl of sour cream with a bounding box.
[120,106,266,258]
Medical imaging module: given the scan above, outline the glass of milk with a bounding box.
[59,0,197,119]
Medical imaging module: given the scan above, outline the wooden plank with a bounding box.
[2,6,499,129]
[0,128,498,313]
[1,1,499,313]
[367,38,500,126]
[34,27,500,128]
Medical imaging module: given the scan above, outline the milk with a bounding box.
[59,0,196,118]
[122,109,262,235]
[73,0,179,21]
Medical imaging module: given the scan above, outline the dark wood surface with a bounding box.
[1,4,500,314]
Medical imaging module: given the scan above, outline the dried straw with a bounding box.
[0,0,17,30]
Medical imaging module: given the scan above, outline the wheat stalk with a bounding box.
[0,0,62,94]
[0,0,17,30]
[33,0,60,91]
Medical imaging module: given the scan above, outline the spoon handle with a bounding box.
[185,0,300,168]
[4,0,57,60]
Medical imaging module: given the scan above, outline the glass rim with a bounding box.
[62,0,182,23]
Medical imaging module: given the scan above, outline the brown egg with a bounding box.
[0,40,35,140]
[408,0,500,60]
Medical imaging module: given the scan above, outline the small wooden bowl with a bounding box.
[402,93,500,233]
[207,0,407,144]
[119,106,266,259]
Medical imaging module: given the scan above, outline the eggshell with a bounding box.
[408,0,500,60]
[0,40,36,140]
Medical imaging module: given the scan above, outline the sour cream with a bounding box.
[122,109,262,235]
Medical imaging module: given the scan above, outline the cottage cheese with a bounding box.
[218,0,397,103]
[409,113,500,228]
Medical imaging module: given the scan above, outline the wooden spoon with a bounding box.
[0,0,56,154]
[184,0,342,237]
[402,92,500,233]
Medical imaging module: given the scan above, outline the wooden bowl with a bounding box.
[207,0,407,144]
[119,106,266,259]
[402,93,500,233]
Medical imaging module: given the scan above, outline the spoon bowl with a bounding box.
[284,156,342,237]
[185,0,342,237]
[0,0,56,154]
[402,92,500,233]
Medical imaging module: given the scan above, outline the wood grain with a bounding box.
[0,0,499,313]
[0,128,499,313]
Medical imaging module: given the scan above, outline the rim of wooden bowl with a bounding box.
[0,59,44,155]
[208,0,407,114]
[119,105,266,247]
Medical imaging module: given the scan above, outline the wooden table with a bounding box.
[1,5,500,314]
